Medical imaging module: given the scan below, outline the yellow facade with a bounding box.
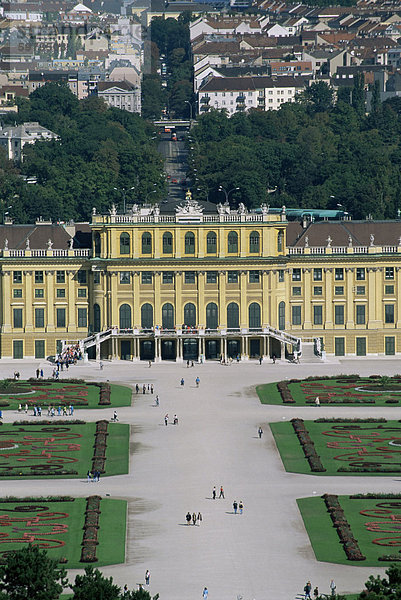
[1,202,401,360]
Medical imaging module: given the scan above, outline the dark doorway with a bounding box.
[183,339,198,360]
[121,340,131,360]
[140,340,155,360]
[249,339,260,357]
[270,338,281,358]
[227,339,240,358]
[205,339,219,359]
[161,340,176,360]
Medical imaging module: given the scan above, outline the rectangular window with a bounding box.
[77,270,87,284]
[335,305,344,325]
[356,268,365,281]
[184,271,196,284]
[313,305,323,325]
[313,286,322,296]
[93,271,100,284]
[119,272,130,285]
[385,336,395,355]
[34,289,44,298]
[385,285,394,295]
[292,268,301,281]
[335,286,344,295]
[292,305,302,325]
[249,270,260,283]
[35,308,44,328]
[206,272,217,284]
[56,289,66,298]
[292,287,302,296]
[335,337,345,356]
[13,271,22,284]
[356,286,365,295]
[278,270,284,282]
[34,340,45,359]
[34,271,44,284]
[385,267,394,280]
[13,308,23,328]
[13,340,23,359]
[56,270,65,284]
[356,337,366,356]
[162,272,174,284]
[56,308,66,328]
[385,304,395,323]
[78,308,87,328]
[313,268,322,281]
[78,288,87,297]
[141,272,152,285]
[13,289,22,298]
[356,305,366,325]
[335,268,344,281]
[227,271,238,284]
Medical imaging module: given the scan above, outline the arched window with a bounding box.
[278,301,285,330]
[119,304,132,329]
[228,231,238,253]
[120,232,130,255]
[93,303,101,332]
[249,231,260,253]
[163,232,173,254]
[185,232,195,254]
[94,232,101,257]
[142,232,152,255]
[207,231,217,254]
[184,303,196,327]
[249,302,261,329]
[277,230,284,252]
[206,302,218,330]
[162,303,174,329]
[141,303,153,329]
[227,302,239,329]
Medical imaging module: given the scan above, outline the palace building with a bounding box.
[1,193,401,361]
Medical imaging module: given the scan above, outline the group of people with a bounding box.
[212,486,225,499]
[304,579,336,599]
[135,383,154,394]
[87,470,101,482]
[58,344,82,366]
[232,500,244,515]
[35,369,44,379]
[186,511,202,526]
[164,414,178,425]
[28,404,74,417]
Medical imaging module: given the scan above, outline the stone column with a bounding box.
[24,271,33,332]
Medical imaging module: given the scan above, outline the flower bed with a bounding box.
[291,419,325,472]
[91,421,109,474]
[80,496,101,562]
[323,494,366,561]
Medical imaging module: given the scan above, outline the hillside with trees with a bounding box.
[0,83,165,224]
[189,83,401,220]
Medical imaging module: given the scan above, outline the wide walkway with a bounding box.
[1,357,401,599]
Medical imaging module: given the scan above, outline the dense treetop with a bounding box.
[190,85,401,220]
[0,83,165,224]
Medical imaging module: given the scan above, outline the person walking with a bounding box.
[87,470,92,483]
[259,356,263,365]
[239,500,243,514]
[258,426,263,438]
[330,580,336,597]
[186,512,191,525]
[315,396,320,407]
[192,512,197,526]
[202,587,208,599]
[233,500,238,514]
[99,361,103,370]
[151,384,154,394]
[219,486,225,499]
[180,378,185,386]
[155,395,159,406]
[113,410,118,422]
[164,414,169,426]
[148,360,152,368]
[197,512,202,524]
[313,587,319,599]
[195,376,200,387]
[304,581,312,600]
[145,570,150,585]
[212,486,216,500]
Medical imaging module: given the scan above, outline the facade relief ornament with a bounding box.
[176,190,204,216]
[4,239,8,251]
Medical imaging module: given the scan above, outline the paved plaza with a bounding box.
[1,356,401,599]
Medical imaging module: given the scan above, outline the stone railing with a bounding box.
[4,249,91,258]
[288,245,401,255]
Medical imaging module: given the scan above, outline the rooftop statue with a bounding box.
[176,190,204,215]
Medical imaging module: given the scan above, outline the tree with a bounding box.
[71,566,120,600]
[352,72,366,116]
[298,81,334,112]
[371,79,381,114]
[359,563,401,599]
[0,545,67,600]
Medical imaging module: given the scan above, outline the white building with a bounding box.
[190,16,270,42]
[198,76,307,115]
[97,81,141,114]
[0,122,58,161]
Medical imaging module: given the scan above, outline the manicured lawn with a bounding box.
[298,495,401,567]
[0,497,126,568]
[0,381,132,411]
[271,420,401,476]
[0,422,129,479]
[257,376,401,406]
